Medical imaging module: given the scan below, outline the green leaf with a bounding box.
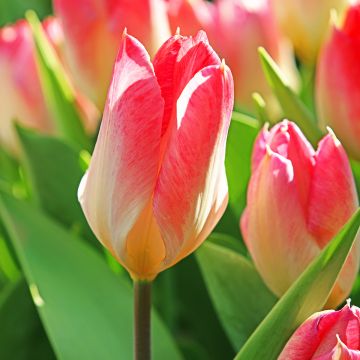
[157,255,235,360]
[215,112,259,238]
[235,209,360,360]
[196,240,276,350]
[258,47,322,144]
[208,232,247,255]
[252,92,269,126]
[0,193,183,360]
[0,277,56,360]
[0,0,52,26]
[351,160,360,201]
[26,11,91,151]
[15,125,97,245]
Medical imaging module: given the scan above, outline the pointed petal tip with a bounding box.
[122,27,128,39]
[265,144,273,157]
[220,58,226,73]
[326,126,341,147]
[175,26,181,36]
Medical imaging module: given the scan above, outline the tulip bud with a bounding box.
[54,0,171,110]
[316,4,360,161]
[279,302,360,359]
[166,0,297,113]
[241,120,359,307]
[0,19,54,153]
[78,31,234,280]
[272,0,350,64]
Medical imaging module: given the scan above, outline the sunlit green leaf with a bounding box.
[16,125,97,246]
[0,193,183,360]
[26,11,91,151]
[258,47,322,144]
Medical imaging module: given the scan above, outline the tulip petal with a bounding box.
[241,149,319,297]
[279,305,360,360]
[328,337,360,360]
[316,6,360,160]
[308,133,358,247]
[153,31,220,138]
[153,64,233,265]
[251,123,270,172]
[153,34,186,136]
[278,310,337,360]
[78,34,164,262]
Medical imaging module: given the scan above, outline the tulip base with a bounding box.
[134,280,152,360]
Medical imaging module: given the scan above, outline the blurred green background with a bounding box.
[0,0,52,26]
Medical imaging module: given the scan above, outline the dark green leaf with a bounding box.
[196,240,276,350]
[0,277,56,360]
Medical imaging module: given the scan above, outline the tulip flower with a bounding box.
[240,120,359,307]
[54,0,171,109]
[166,0,297,113]
[0,19,54,153]
[316,4,360,161]
[279,302,360,359]
[272,0,349,64]
[78,30,234,281]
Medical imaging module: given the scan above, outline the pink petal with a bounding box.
[153,63,233,265]
[250,123,270,172]
[54,0,170,108]
[316,5,360,160]
[307,132,358,247]
[241,149,319,297]
[325,337,360,360]
[278,310,338,360]
[78,33,164,263]
[153,34,186,136]
[280,304,360,360]
[153,30,220,139]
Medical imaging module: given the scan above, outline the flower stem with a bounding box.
[134,280,152,360]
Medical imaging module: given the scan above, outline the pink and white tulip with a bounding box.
[279,302,360,359]
[0,19,55,153]
[316,4,360,161]
[272,0,349,63]
[241,120,359,307]
[54,0,171,109]
[78,31,234,280]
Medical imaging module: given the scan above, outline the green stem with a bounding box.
[134,280,152,360]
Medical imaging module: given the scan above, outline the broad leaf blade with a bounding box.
[258,47,322,144]
[0,193,182,360]
[235,209,360,360]
[16,125,97,246]
[196,239,276,350]
[26,11,90,151]
[0,277,56,360]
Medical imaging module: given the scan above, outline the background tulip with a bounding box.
[316,4,360,161]
[78,31,234,281]
[279,302,360,359]
[272,0,350,64]
[0,19,54,153]
[54,0,171,110]
[166,0,297,113]
[241,120,359,307]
